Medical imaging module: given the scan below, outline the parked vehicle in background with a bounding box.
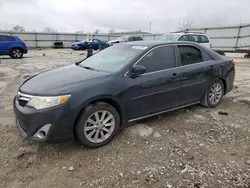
[14,41,235,148]
[107,35,143,45]
[158,32,211,48]
[0,34,28,58]
[71,39,106,50]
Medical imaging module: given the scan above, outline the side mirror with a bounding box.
[130,65,146,78]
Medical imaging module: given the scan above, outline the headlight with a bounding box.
[27,95,71,110]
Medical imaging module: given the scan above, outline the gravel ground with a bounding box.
[0,49,250,188]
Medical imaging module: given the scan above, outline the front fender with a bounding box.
[72,94,127,126]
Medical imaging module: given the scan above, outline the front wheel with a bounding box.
[79,46,86,50]
[201,80,224,108]
[75,102,120,148]
[10,48,23,59]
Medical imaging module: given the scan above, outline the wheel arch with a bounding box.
[218,77,227,95]
[73,96,125,133]
[9,46,23,53]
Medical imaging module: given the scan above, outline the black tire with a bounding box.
[80,46,86,51]
[75,102,120,148]
[10,48,23,59]
[201,79,224,108]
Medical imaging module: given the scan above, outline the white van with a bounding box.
[158,32,211,48]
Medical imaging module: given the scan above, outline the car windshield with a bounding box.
[116,36,128,42]
[158,34,180,41]
[79,45,146,73]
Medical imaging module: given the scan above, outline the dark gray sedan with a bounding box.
[14,41,235,148]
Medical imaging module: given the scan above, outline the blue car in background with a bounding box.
[71,39,106,50]
[0,34,28,58]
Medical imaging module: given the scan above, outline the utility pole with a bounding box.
[149,22,151,33]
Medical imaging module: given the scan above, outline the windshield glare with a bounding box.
[158,34,180,41]
[79,45,144,73]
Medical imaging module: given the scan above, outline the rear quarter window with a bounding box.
[178,45,203,65]
[198,35,209,43]
[133,37,143,41]
[201,51,213,61]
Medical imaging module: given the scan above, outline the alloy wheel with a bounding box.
[208,83,223,105]
[13,49,22,58]
[84,110,115,143]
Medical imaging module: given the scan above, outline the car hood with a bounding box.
[20,64,110,95]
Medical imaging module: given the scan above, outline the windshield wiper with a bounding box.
[79,65,99,71]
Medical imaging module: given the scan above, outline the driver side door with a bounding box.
[121,45,181,121]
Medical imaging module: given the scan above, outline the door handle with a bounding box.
[210,65,214,70]
[171,73,178,78]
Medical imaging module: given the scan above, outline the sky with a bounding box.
[0,0,250,33]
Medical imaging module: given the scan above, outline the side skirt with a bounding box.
[128,101,200,122]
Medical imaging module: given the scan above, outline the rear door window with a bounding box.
[177,46,203,65]
[6,36,15,41]
[137,46,176,73]
[189,35,199,42]
[178,35,189,41]
[0,36,15,41]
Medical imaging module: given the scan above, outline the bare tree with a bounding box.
[109,28,115,34]
[13,25,25,32]
[43,27,57,33]
[178,19,194,31]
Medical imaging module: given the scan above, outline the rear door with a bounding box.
[176,45,210,106]
[92,39,100,49]
[0,36,12,53]
[123,45,181,120]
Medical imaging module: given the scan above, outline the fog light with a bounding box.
[33,124,51,139]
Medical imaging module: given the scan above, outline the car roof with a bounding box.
[121,41,223,61]
[0,34,18,38]
[121,41,201,48]
[163,32,208,36]
[0,33,13,36]
[121,35,142,37]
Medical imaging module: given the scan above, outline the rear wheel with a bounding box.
[201,80,224,108]
[75,102,120,148]
[10,48,23,59]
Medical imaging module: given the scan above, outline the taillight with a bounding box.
[210,43,212,48]
[232,60,236,67]
[22,41,26,46]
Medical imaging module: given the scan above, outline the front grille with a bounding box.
[17,92,33,107]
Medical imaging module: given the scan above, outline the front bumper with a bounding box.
[71,45,81,50]
[13,96,74,142]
